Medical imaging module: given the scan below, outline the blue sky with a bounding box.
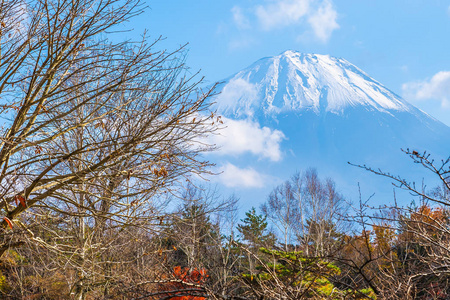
[129,0,450,125]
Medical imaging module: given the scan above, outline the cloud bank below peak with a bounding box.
[209,117,285,162]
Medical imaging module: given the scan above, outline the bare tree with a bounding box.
[262,178,298,251]
[262,169,348,256]
[0,0,219,298]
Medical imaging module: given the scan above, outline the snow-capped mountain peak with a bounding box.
[216,51,412,118]
[210,50,450,210]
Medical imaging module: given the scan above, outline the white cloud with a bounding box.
[307,0,339,43]
[232,6,251,30]
[216,78,259,117]
[255,0,310,30]
[219,163,266,188]
[402,71,450,108]
[231,0,339,43]
[210,117,285,161]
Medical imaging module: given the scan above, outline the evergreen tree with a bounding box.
[237,207,276,249]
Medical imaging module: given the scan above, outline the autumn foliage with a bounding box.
[400,205,447,240]
[158,266,209,300]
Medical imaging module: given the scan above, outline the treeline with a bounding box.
[1,164,450,300]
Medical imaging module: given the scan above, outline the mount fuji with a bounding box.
[209,51,450,208]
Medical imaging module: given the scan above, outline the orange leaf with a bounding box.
[174,266,182,276]
[35,146,43,154]
[4,217,13,229]
[15,195,26,208]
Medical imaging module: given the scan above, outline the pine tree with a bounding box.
[237,207,275,250]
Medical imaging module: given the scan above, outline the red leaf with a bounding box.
[15,195,26,208]
[4,217,13,229]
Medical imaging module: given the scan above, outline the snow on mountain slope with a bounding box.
[210,50,450,207]
[217,51,423,117]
